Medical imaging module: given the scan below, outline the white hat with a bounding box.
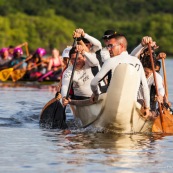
[62,46,72,58]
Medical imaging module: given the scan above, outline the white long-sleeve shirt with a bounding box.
[130,43,145,58]
[91,51,150,108]
[61,52,100,98]
[84,33,102,53]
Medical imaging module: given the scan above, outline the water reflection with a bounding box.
[63,132,162,150]
[41,129,173,172]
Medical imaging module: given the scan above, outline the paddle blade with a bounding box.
[39,98,68,129]
[0,68,13,81]
[152,106,173,133]
[10,69,26,82]
[152,116,163,133]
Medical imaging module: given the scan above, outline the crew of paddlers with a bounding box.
[1,28,172,125]
[0,42,63,82]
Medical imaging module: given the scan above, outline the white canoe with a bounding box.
[70,64,153,133]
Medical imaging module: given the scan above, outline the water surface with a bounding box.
[0,59,173,173]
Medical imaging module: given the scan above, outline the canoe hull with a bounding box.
[71,64,153,133]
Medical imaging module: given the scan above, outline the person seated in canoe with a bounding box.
[141,49,171,107]
[61,45,101,106]
[101,31,156,63]
[100,32,156,90]
[0,48,12,70]
[27,48,47,80]
[137,55,165,113]
[155,60,161,73]
[9,47,27,69]
[90,33,151,117]
[145,65,164,113]
[8,42,28,58]
[56,46,72,93]
[61,46,72,71]
[73,28,107,92]
[40,48,63,81]
[47,49,62,72]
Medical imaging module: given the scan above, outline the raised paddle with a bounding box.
[152,52,173,133]
[25,43,29,56]
[58,49,80,129]
[148,43,164,132]
[156,53,168,99]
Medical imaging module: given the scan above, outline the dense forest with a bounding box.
[0,0,173,55]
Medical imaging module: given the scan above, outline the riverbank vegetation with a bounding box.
[0,0,173,55]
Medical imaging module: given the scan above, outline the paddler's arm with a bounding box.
[140,63,150,116]
[84,33,102,52]
[61,68,72,99]
[130,36,153,58]
[74,28,102,52]
[76,45,99,66]
[90,59,111,95]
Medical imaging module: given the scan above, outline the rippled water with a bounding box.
[0,59,173,173]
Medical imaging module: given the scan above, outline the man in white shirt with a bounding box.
[90,33,151,117]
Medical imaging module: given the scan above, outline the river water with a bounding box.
[0,59,173,173]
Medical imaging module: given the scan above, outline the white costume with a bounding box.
[91,51,150,108]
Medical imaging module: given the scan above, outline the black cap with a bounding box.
[102,30,116,39]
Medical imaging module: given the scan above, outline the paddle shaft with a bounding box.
[53,38,78,126]
[148,43,164,131]
[63,38,77,98]
[25,44,29,56]
[65,38,77,69]
[161,58,168,99]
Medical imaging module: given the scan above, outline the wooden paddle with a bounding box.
[156,53,168,99]
[152,52,173,133]
[148,43,164,132]
[59,52,80,129]
[25,43,29,56]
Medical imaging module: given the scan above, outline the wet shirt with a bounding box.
[91,51,150,108]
